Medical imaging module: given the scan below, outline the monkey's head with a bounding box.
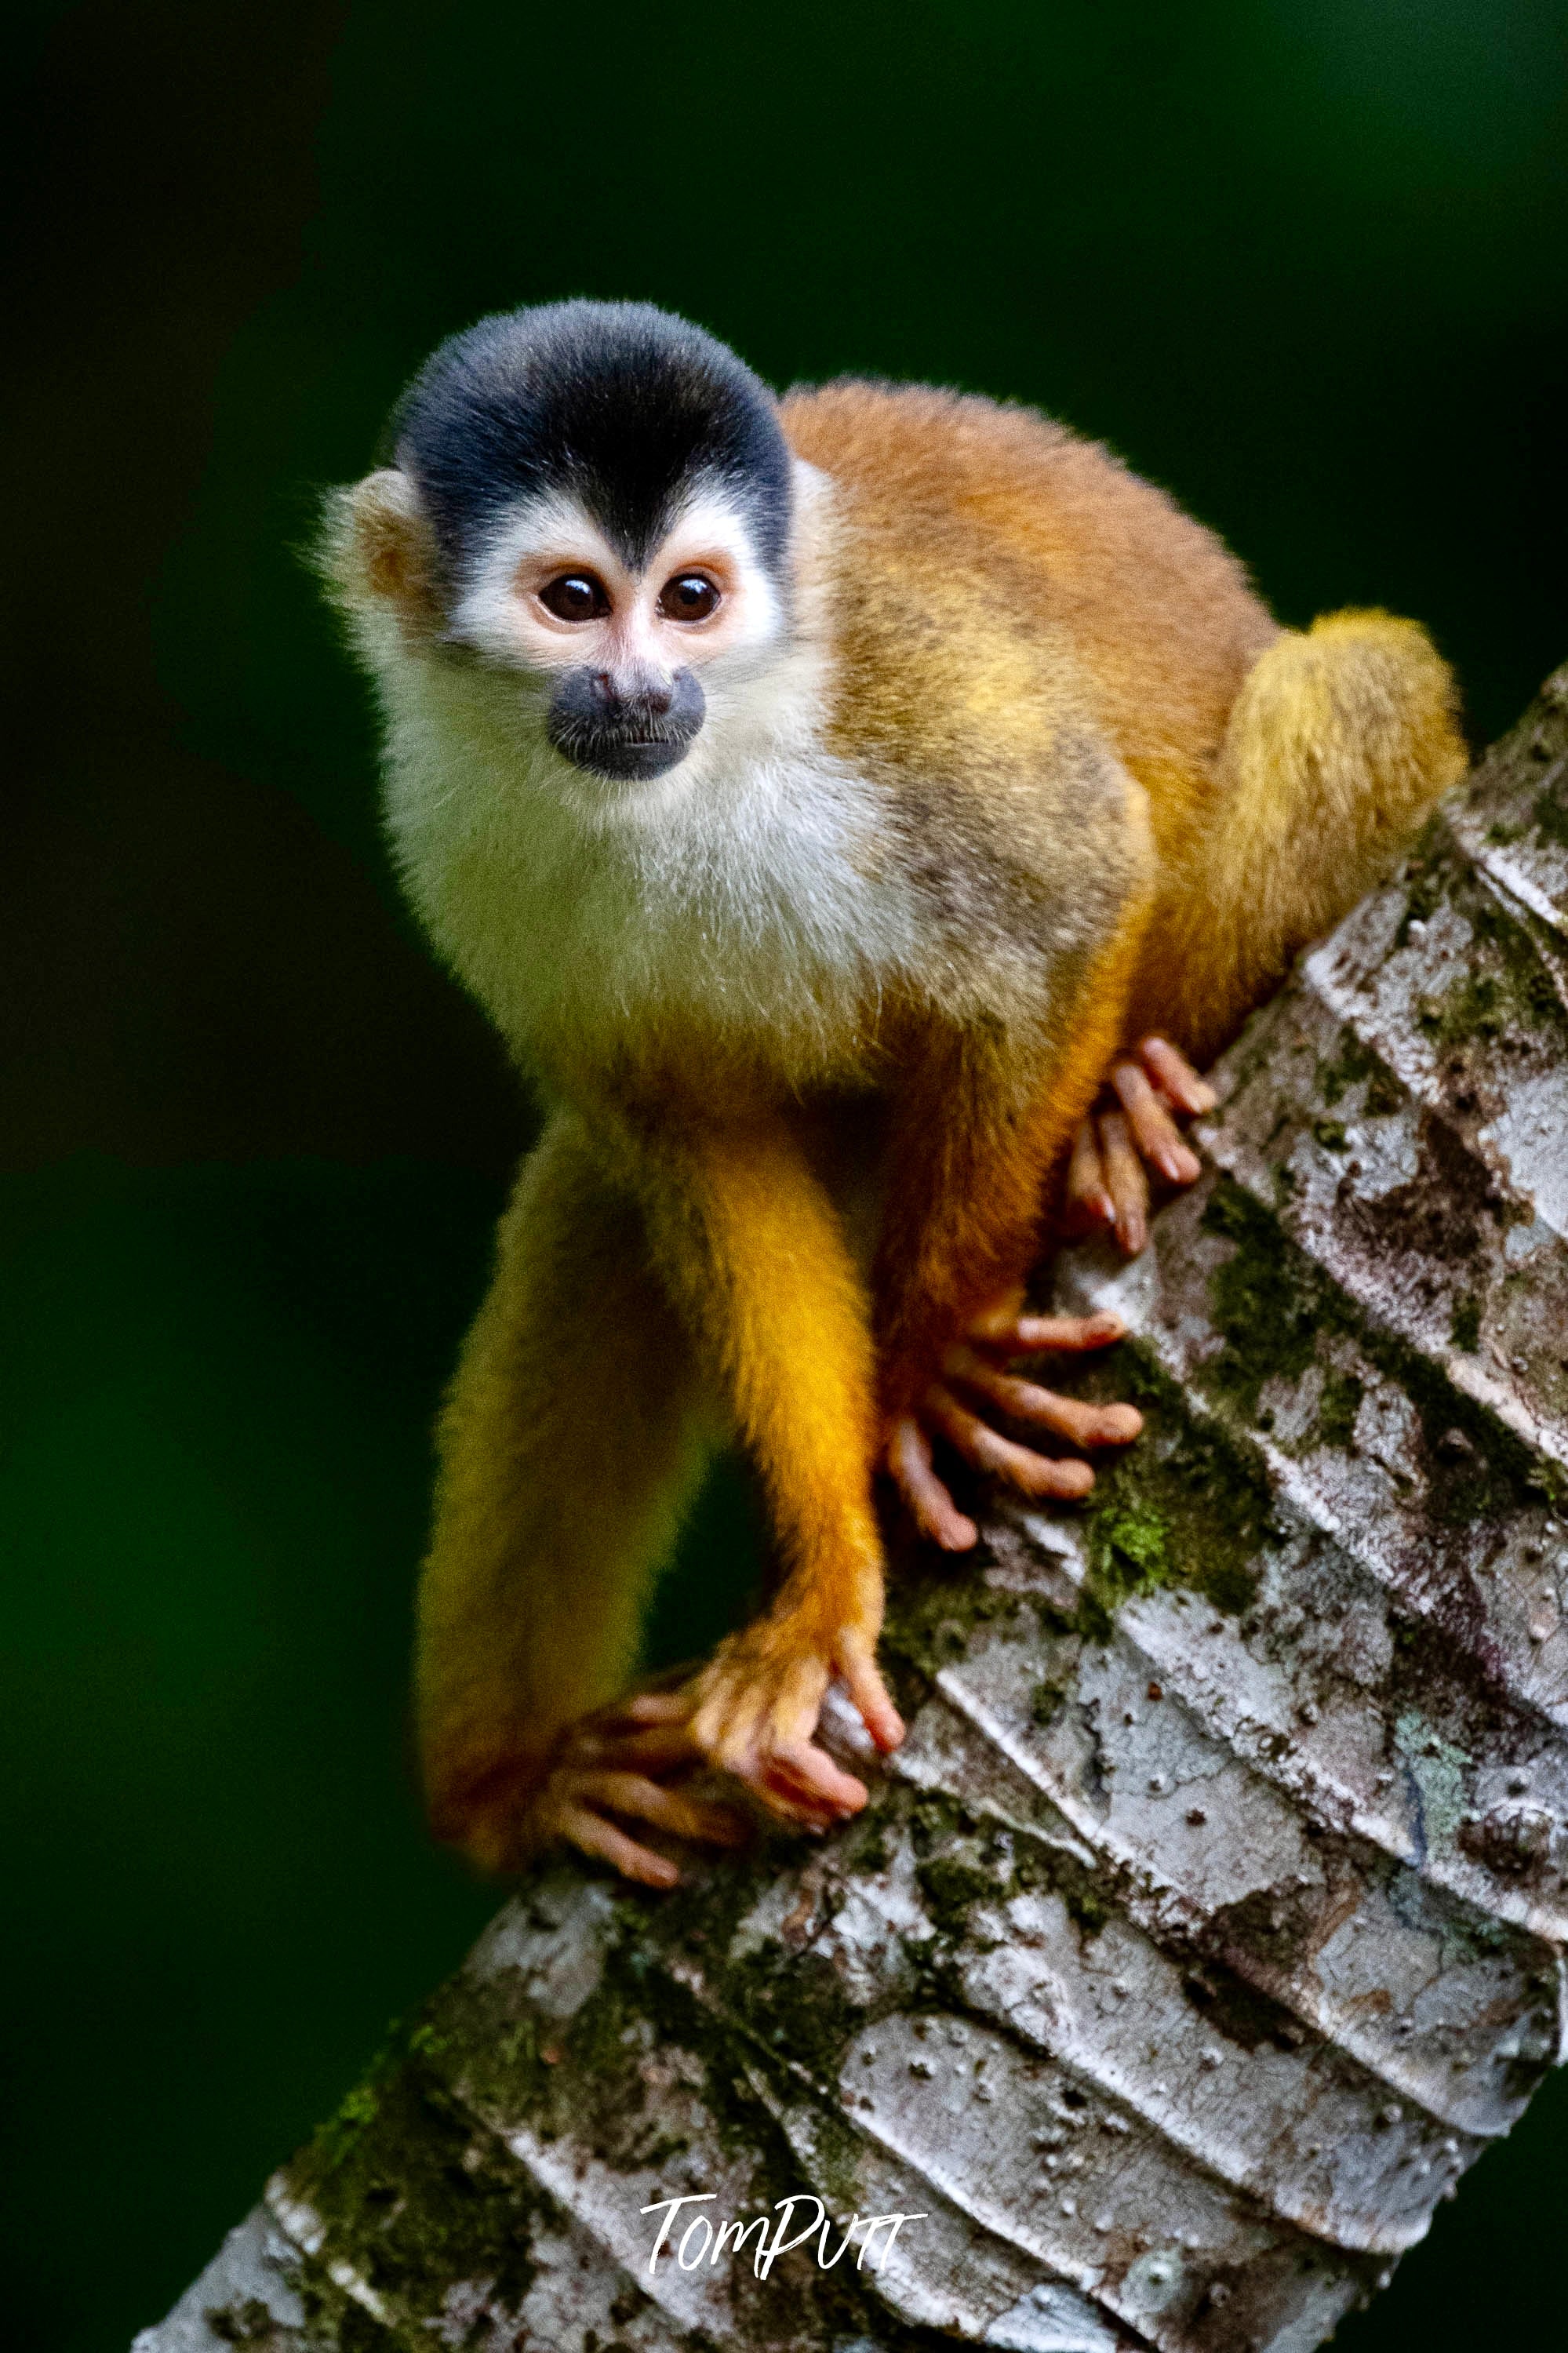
[325,301,797,795]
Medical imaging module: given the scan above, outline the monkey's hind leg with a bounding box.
[417,1111,737,1885]
[1141,608,1466,1070]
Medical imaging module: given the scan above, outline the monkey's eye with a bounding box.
[538,573,610,622]
[657,573,722,623]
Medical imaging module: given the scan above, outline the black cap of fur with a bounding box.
[391,300,793,586]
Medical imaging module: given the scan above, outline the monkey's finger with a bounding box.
[745,1762,839,1829]
[924,1382,1096,1499]
[569,1770,751,1846]
[1063,1116,1115,1235]
[964,1307,1126,1358]
[556,1802,682,1889]
[740,1728,853,1826]
[762,1739,869,1820]
[1097,1108,1149,1256]
[887,1412,978,1551]
[1109,1060,1202,1187]
[1137,1035,1217,1117]
[943,1344,1142,1449]
[835,1648,904,1754]
[757,1777,849,1832]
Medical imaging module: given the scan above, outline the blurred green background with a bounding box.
[5,3,1566,2347]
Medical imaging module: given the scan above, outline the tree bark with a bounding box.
[136,664,1568,2353]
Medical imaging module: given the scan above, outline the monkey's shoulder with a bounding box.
[783,378,1275,824]
[780,376,1257,620]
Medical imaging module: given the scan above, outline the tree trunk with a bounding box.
[136,665,1568,2353]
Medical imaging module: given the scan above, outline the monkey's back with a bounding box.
[781,381,1279,865]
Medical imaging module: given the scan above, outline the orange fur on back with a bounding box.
[782,382,1463,1066]
[782,382,1279,871]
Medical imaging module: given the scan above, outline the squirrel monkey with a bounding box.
[322,300,1463,1886]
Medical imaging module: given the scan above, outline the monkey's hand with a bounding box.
[687,1610,904,1831]
[1065,1035,1216,1257]
[887,1299,1141,1551]
[527,1691,753,1891]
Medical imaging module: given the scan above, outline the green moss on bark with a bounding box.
[1450,1294,1482,1352]
[1199,1176,1560,1521]
[1417,893,1566,1049]
[1200,1180,1352,1420]
[1316,1369,1365,1452]
[1031,1327,1272,1633]
[287,2041,551,2337]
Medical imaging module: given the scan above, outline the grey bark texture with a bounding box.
[136,665,1568,2353]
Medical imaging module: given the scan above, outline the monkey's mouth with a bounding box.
[547,669,706,782]
[548,719,701,781]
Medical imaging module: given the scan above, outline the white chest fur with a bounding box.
[372,627,925,1088]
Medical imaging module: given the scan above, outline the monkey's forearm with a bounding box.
[618,1111,911,1789]
[416,1115,713,1870]
[635,1113,883,1624]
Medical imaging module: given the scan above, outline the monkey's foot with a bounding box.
[688,1617,904,1831]
[888,1300,1141,1551]
[529,1693,752,1890]
[1064,1034,1217,1256]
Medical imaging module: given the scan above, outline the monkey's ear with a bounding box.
[318,468,442,633]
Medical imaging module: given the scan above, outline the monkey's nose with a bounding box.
[593,672,674,720]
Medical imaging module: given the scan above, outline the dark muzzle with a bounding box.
[546,667,706,781]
